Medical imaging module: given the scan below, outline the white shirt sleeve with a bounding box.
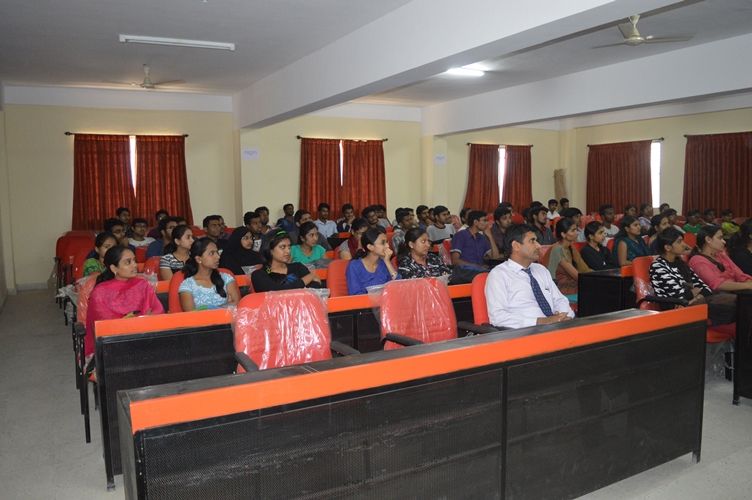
[485,264,539,329]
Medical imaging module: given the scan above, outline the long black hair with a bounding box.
[656,227,684,256]
[164,224,191,254]
[359,226,386,258]
[648,214,668,237]
[94,231,116,251]
[692,224,723,255]
[297,221,318,245]
[398,227,428,257]
[182,237,226,298]
[584,221,603,242]
[95,246,133,285]
[555,217,576,240]
[730,218,752,251]
[615,215,639,239]
[262,230,292,263]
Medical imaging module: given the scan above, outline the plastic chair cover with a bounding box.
[233,289,332,370]
[75,273,99,324]
[631,256,658,310]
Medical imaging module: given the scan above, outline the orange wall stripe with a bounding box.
[129,306,706,433]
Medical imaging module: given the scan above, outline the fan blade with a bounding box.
[643,36,692,44]
[618,21,640,39]
[103,80,139,86]
[153,80,185,86]
[591,41,628,49]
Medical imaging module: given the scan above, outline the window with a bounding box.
[129,135,137,194]
[650,141,661,208]
[497,146,506,202]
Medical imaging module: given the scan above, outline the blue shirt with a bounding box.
[178,273,235,310]
[450,229,491,266]
[145,239,165,258]
[346,259,397,295]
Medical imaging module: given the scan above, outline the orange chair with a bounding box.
[580,215,594,229]
[606,238,616,252]
[233,290,357,371]
[167,268,235,313]
[142,256,161,276]
[632,256,734,343]
[134,246,148,263]
[327,259,350,297]
[511,213,524,225]
[538,244,553,267]
[378,278,458,349]
[573,241,586,252]
[682,232,697,249]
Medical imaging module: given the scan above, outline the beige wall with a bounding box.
[240,116,422,221]
[2,104,235,288]
[0,110,9,302]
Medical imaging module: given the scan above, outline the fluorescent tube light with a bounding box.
[445,67,485,77]
[119,34,235,51]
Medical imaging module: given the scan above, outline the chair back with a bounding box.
[76,272,99,324]
[234,290,332,369]
[511,213,524,225]
[538,245,553,267]
[142,256,161,276]
[580,215,594,228]
[471,272,490,325]
[631,256,658,311]
[606,238,615,251]
[168,271,186,313]
[134,246,148,263]
[327,259,350,297]
[682,231,697,249]
[379,278,457,350]
[573,241,586,252]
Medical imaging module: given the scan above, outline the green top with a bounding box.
[82,258,104,277]
[290,244,326,264]
[721,221,740,237]
[683,223,702,234]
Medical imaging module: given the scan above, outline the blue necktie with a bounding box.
[522,267,554,317]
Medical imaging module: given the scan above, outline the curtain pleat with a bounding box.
[341,140,386,214]
[502,145,533,211]
[463,144,500,213]
[586,140,652,214]
[298,138,344,214]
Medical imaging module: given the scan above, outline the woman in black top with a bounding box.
[729,219,752,275]
[580,221,617,270]
[397,228,452,279]
[219,227,264,275]
[251,231,321,292]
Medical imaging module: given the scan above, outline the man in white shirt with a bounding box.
[486,224,574,329]
[427,205,456,243]
[599,204,620,241]
[128,218,155,248]
[314,203,338,238]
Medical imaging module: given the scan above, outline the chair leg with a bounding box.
[81,361,91,443]
[93,381,99,410]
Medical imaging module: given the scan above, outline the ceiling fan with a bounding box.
[106,64,185,89]
[593,14,692,48]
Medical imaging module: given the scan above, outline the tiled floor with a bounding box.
[1,290,750,499]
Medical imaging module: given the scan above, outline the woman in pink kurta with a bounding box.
[688,225,752,293]
[85,246,164,358]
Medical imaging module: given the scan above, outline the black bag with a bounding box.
[706,292,737,326]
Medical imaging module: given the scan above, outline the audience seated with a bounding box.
[287,210,332,250]
[82,232,117,277]
[314,203,338,238]
[116,207,132,237]
[638,203,653,234]
[703,208,717,224]
[202,215,227,251]
[457,207,471,232]
[159,224,194,281]
[546,198,559,220]
[485,224,574,329]
[397,228,451,279]
[291,221,327,266]
[450,210,501,275]
[178,238,240,311]
[416,204,431,230]
[146,216,179,258]
[391,207,416,251]
[374,204,392,229]
[276,203,296,233]
[336,203,356,233]
[647,213,671,250]
[146,209,169,239]
[683,209,705,234]
[720,209,740,238]
[559,208,585,242]
[85,246,164,358]
[614,215,650,266]
[729,219,752,275]
[128,218,155,248]
[251,231,322,292]
[598,204,620,240]
[559,198,569,211]
[254,206,273,234]
[490,205,513,260]
[104,217,131,248]
[242,211,265,252]
[528,205,555,245]
[546,218,590,300]
[218,226,264,275]
[662,208,685,234]
[427,205,456,243]
[689,225,752,293]
[337,218,368,260]
[361,205,381,229]
[580,221,617,270]
[624,204,638,217]
[346,226,399,295]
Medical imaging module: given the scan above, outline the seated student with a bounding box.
[486,224,574,329]
[647,213,671,250]
[614,215,650,266]
[338,218,369,260]
[391,208,416,251]
[116,207,132,237]
[85,246,164,358]
[159,224,194,281]
[729,219,752,275]
[450,210,501,272]
[254,206,273,234]
[374,204,392,229]
[662,208,685,234]
[219,226,265,275]
[638,203,653,234]
[291,221,327,266]
[313,203,338,238]
[276,203,296,233]
[658,202,670,214]
[287,210,332,250]
[336,203,356,233]
[580,221,617,271]
[689,225,752,293]
[546,199,560,220]
[559,198,570,211]
[528,205,555,245]
[720,209,740,238]
[546,218,591,300]
[179,238,240,311]
[147,209,169,239]
[703,208,717,225]
[146,216,180,258]
[104,218,131,248]
[243,211,265,252]
[83,232,117,277]
[346,226,400,295]
[598,204,620,241]
[491,205,513,260]
[651,228,737,326]
[457,207,471,232]
[427,205,456,243]
[361,205,381,229]
[203,215,227,251]
[398,227,452,279]
[128,218,155,248]
[559,207,585,242]
[251,231,322,292]
[217,215,231,241]
[415,204,431,230]
[624,203,638,218]
[683,209,705,234]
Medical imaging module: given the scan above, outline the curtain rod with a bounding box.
[587,137,663,147]
[64,131,189,137]
[684,132,751,137]
[466,142,533,147]
[296,135,387,141]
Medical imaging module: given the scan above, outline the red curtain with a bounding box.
[134,136,193,225]
[683,132,752,216]
[298,138,344,214]
[72,134,134,230]
[502,145,533,211]
[342,140,386,214]
[586,140,652,214]
[462,144,500,213]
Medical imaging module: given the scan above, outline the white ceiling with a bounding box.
[0,0,412,93]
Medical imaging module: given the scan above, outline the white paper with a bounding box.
[242,148,259,161]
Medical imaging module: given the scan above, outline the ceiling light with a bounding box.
[118,34,235,51]
[445,67,485,77]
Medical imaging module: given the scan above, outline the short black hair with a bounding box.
[294,209,310,223]
[154,209,169,219]
[361,205,376,218]
[103,218,124,232]
[433,205,449,215]
[493,206,511,221]
[548,199,558,205]
[254,206,269,215]
[559,198,569,205]
[132,217,148,226]
[687,209,701,217]
[703,208,716,216]
[341,203,354,212]
[395,208,411,225]
[243,211,260,226]
[598,204,614,216]
[318,202,330,212]
[115,207,130,216]
[721,208,733,217]
[283,203,294,210]
[560,207,582,218]
[203,215,221,228]
[467,210,486,227]
[159,216,181,232]
[416,204,428,214]
[505,224,537,255]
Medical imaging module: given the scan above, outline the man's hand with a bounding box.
[536,312,571,325]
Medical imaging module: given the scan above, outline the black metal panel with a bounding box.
[734,291,752,404]
[133,370,504,500]
[96,325,236,483]
[505,325,705,500]
[578,270,635,317]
